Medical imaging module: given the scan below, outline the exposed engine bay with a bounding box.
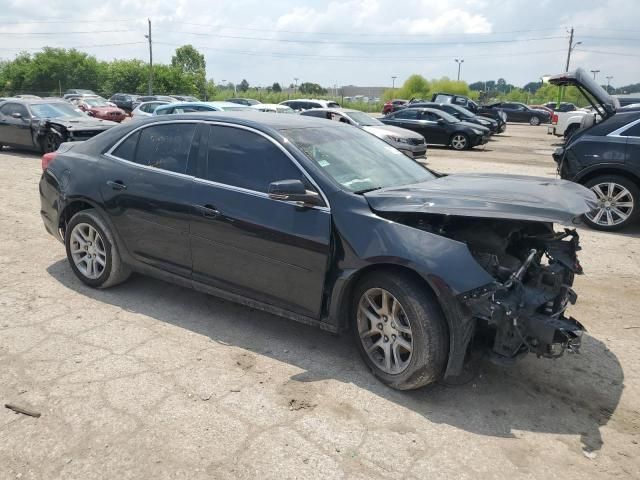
[384,213,584,362]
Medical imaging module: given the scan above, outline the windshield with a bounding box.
[30,102,86,118]
[282,126,434,193]
[437,110,460,123]
[346,111,384,126]
[448,105,474,118]
[84,98,109,107]
[220,106,252,111]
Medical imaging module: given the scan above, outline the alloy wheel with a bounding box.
[451,134,467,150]
[44,133,60,153]
[69,223,107,279]
[530,116,541,126]
[357,288,413,375]
[586,182,634,227]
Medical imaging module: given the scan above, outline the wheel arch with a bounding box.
[575,166,640,189]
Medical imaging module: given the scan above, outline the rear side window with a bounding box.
[394,109,419,120]
[155,107,173,115]
[204,125,305,192]
[112,123,197,174]
[327,102,341,108]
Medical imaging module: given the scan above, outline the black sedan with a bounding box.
[40,113,594,390]
[489,102,551,125]
[0,99,117,153]
[553,111,640,230]
[381,107,490,150]
[409,102,499,133]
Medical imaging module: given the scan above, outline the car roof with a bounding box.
[302,107,361,114]
[0,98,69,105]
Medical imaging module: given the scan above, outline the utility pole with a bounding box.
[606,75,613,93]
[455,58,464,81]
[590,69,600,80]
[564,27,582,72]
[294,77,299,94]
[145,18,153,95]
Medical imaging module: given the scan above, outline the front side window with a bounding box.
[112,123,196,174]
[283,125,434,193]
[0,103,29,117]
[622,122,640,137]
[205,126,305,193]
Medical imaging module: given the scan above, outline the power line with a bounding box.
[0,18,138,24]
[575,48,640,58]
[0,29,138,35]
[162,31,566,46]
[0,42,146,51]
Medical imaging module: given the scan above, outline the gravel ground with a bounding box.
[1,124,639,479]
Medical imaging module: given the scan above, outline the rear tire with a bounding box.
[65,209,130,288]
[529,116,541,126]
[582,175,640,231]
[450,133,470,150]
[352,271,448,390]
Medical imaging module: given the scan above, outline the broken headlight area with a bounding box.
[452,219,585,360]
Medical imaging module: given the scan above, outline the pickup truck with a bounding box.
[547,107,598,140]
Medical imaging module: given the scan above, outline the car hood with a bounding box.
[44,116,117,128]
[362,125,423,139]
[364,173,598,224]
[549,68,620,116]
[457,121,490,133]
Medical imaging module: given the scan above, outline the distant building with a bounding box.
[339,85,387,98]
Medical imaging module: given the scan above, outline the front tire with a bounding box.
[352,271,448,390]
[41,132,61,154]
[582,175,640,231]
[450,133,470,150]
[529,116,541,126]
[65,209,130,288]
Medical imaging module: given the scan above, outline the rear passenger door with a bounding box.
[101,121,203,277]
[189,123,332,318]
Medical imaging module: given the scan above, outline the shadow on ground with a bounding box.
[47,259,624,452]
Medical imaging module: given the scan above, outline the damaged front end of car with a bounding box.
[450,218,585,361]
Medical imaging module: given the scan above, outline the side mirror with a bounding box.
[11,112,23,119]
[268,179,323,207]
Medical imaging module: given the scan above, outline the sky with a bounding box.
[0,0,638,89]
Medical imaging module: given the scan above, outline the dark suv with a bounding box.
[550,68,639,231]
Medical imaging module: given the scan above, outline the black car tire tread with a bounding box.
[583,175,640,231]
[65,209,131,288]
[352,271,449,390]
[41,132,61,154]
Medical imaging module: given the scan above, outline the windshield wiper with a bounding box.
[353,186,383,194]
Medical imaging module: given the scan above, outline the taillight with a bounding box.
[41,151,57,171]
[552,113,558,125]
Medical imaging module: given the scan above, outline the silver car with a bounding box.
[300,108,427,159]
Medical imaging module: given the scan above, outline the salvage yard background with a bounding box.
[1,124,639,479]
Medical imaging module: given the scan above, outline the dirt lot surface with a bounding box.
[1,124,639,479]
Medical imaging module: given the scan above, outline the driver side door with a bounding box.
[0,103,34,148]
[189,123,332,318]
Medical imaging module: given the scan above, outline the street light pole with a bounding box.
[590,69,600,80]
[455,59,464,81]
[391,76,397,90]
[294,77,299,94]
[606,75,614,94]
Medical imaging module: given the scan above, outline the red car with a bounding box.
[382,99,408,115]
[78,97,126,122]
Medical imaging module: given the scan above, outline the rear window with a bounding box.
[327,102,341,108]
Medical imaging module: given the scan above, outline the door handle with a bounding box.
[106,180,127,190]
[196,204,220,218]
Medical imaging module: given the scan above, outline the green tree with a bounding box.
[239,79,249,92]
[271,82,282,93]
[299,82,326,95]
[171,45,205,74]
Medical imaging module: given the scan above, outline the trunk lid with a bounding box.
[364,173,598,225]
[549,68,620,118]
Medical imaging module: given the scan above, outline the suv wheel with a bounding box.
[450,133,469,150]
[583,175,640,231]
[353,272,448,390]
[529,116,541,126]
[65,209,131,288]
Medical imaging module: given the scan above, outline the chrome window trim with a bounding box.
[202,120,331,210]
[104,118,331,211]
[608,117,640,138]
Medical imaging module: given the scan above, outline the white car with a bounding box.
[251,103,295,114]
[279,99,341,112]
[131,101,171,118]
